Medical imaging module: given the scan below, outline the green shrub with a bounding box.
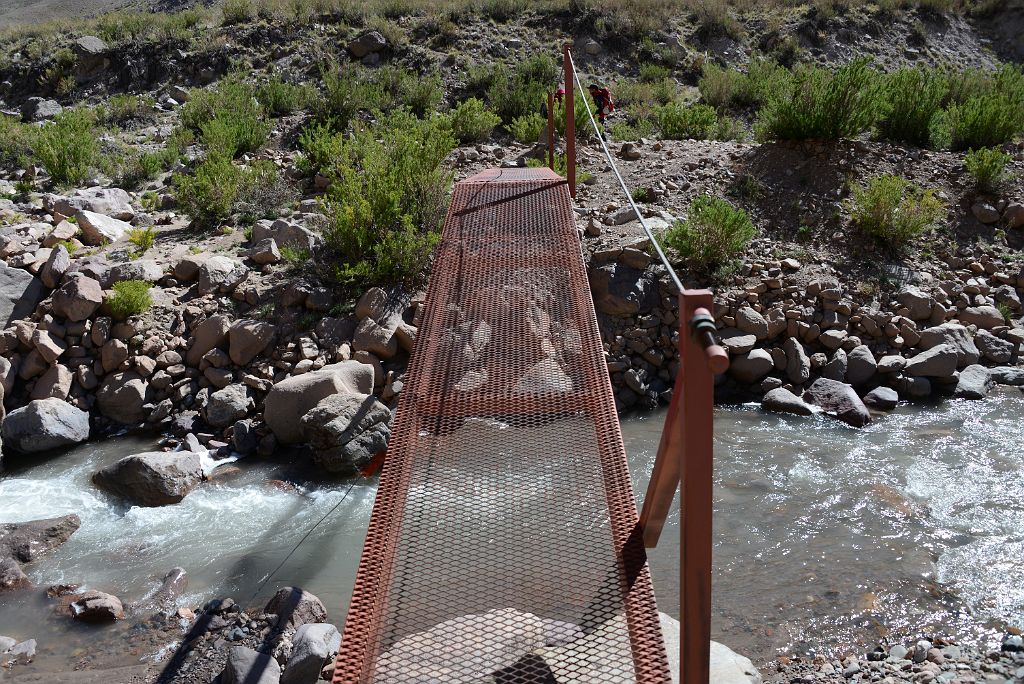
[698,63,745,110]
[174,153,247,227]
[875,67,948,147]
[0,115,34,167]
[486,57,559,124]
[402,71,444,117]
[964,147,1012,193]
[449,98,501,144]
[929,95,1024,150]
[106,280,153,318]
[280,245,310,263]
[321,109,454,287]
[481,0,527,21]
[257,77,312,116]
[179,76,264,135]
[554,96,599,141]
[756,58,883,140]
[509,113,545,144]
[850,174,944,247]
[610,118,657,141]
[128,226,155,255]
[297,120,345,176]
[222,0,254,25]
[32,109,99,186]
[657,102,718,140]
[699,60,790,111]
[319,64,384,130]
[98,94,157,126]
[200,114,270,158]
[663,195,755,272]
[639,62,671,83]
[234,160,297,225]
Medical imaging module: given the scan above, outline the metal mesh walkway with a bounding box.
[334,167,670,683]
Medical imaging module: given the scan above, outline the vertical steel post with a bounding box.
[547,91,555,171]
[563,43,576,198]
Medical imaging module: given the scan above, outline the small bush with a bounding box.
[402,71,444,117]
[610,117,657,141]
[297,120,345,176]
[526,154,593,184]
[482,0,527,22]
[106,280,153,319]
[509,113,545,144]
[657,102,718,140]
[639,62,671,83]
[663,195,755,272]
[698,63,745,110]
[319,64,384,130]
[32,109,99,187]
[98,94,157,126]
[929,95,1024,151]
[234,161,298,225]
[756,58,883,140]
[200,114,270,158]
[964,147,1012,194]
[699,59,788,111]
[222,0,254,25]
[0,116,34,167]
[876,67,948,147]
[850,174,944,247]
[257,77,312,117]
[449,98,502,144]
[128,226,155,255]
[174,153,247,227]
[180,76,264,135]
[554,96,597,141]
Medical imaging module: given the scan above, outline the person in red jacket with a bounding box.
[587,83,614,124]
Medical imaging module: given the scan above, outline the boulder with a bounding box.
[248,238,280,265]
[187,314,232,366]
[971,201,1000,224]
[69,590,124,622]
[352,318,398,360]
[783,337,810,384]
[222,646,281,684]
[658,613,762,684]
[818,329,847,350]
[51,274,103,322]
[75,210,130,245]
[264,587,328,630]
[315,317,356,347]
[347,30,387,58]
[729,349,773,384]
[204,384,253,428]
[0,262,44,325]
[904,344,958,378]
[1006,202,1024,229]
[734,307,768,340]
[877,355,907,374]
[20,97,62,122]
[803,378,871,427]
[991,366,1024,385]
[896,375,932,399]
[821,348,847,381]
[761,388,813,416]
[228,319,276,366]
[30,364,72,400]
[0,514,80,563]
[588,263,658,317]
[0,558,30,591]
[280,623,341,684]
[173,254,206,282]
[2,399,89,453]
[109,259,163,284]
[32,329,66,363]
[96,371,149,424]
[252,219,321,253]
[954,364,995,400]
[863,386,898,410]
[198,256,248,295]
[898,286,934,321]
[93,451,203,506]
[40,244,71,289]
[720,329,756,355]
[354,287,389,323]
[51,187,133,221]
[845,345,877,386]
[71,36,109,79]
[263,361,374,444]
[975,329,1015,364]
[959,305,1005,330]
[301,393,392,474]
[918,324,979,367]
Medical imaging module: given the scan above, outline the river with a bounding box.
[0,389,1022,675]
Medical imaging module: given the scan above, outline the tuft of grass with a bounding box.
[128,226,156,256]
[663,194,755,273]
[280,246,310,263]
[97,94,157,126]
[106,280,153,319]
[964,147,1012,194]
[850,174,944,248]
[222,0,255,25]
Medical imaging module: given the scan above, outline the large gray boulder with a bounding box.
[109,259,163,284]
[863,386,898,411]
[251,219,321,253]
[954,365,995,400]
[658,613,762,684]
[0,262,44,325]
[803,378,871,427]
[198,256,248,295]
[75,210,131,245]
[960,305,1005,330]
[734,307,769,340]
[917,324,979,368]
[222,646,281,684]
[280,624,341,684]
[845,345,877,386]
[69,590,124,622]
[51,274,103,322]
[588,263,658,316]
[93,451,203,506]
[95,371,149,424]
[228,319,276,366]
[2,399,89,453]
[186,314,232,366]
[729,349,773,384]
[347,30,386,58]
[264,587,328,630]
[301,394,392,474]
[263,361,374,444]
[20,97,62,122]
[71,36,110,80]
[761,388,813,416]
[904,344,958,378]
[784,337,810,384]
[204,384,252,428]
[897,286,933,321]
[0,514,81,563]
[975,330,1015,364]
[992,366,1024,385]
[50,187,133,221]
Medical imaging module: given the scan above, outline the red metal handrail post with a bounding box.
[547,91,555,171]
[638,289,728,684]
[563,43,576,198]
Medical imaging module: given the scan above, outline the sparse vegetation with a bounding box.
[658,102,719,140]
[257,77,313,117]
[509,113,546,144]
[128,226,156,256]
[105,280,153,318]
[850,174,944,247]
[449,98,502,144]
[174,154,249,227]
[663,195,755,272]
[964,147,1012,194]
[32,109,100,187]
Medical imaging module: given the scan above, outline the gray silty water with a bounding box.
[626,388,1024,661]
[0,388,1021,672]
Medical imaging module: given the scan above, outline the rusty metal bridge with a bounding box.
[332,48,727,684]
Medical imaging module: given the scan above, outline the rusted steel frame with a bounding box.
[563,43,576,198]
[452,180,568,218]
[409,392,602,419]
[548,90,555,170]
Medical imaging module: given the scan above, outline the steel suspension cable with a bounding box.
[566,51,685,294]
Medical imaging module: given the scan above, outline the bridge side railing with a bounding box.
[562,45,731,683]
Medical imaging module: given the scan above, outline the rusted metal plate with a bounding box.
[334,167,670,683]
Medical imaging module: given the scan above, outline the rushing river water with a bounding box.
[1,389,1022,675]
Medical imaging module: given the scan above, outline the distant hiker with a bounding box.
[554,86,565,105]
[587,83,614,124]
